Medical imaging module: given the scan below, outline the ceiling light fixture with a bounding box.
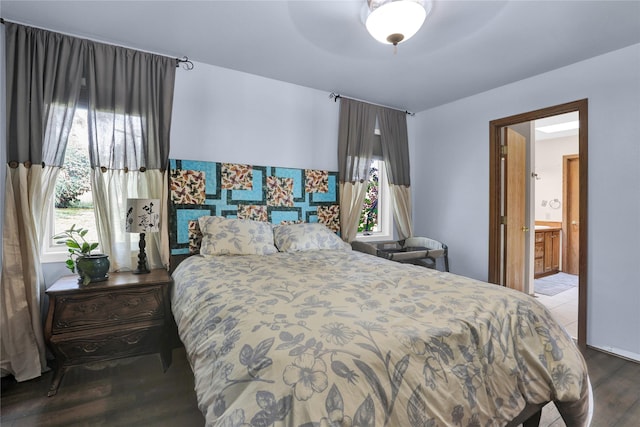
[365,0,430,49]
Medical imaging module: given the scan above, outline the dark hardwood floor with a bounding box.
[1,347,638,426]
[1,347,204,426]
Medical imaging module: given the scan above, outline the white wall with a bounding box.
[535,135,579,222]
[411,43,640,359]
[170,62,339,171]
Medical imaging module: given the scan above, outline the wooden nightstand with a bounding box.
[44,269,173,397]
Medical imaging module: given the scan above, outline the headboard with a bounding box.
[168,158,340,268]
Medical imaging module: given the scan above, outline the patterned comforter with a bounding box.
[171,250,589,427]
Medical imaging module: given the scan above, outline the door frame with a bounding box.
[563,154,580,275]
[488,99,588,350]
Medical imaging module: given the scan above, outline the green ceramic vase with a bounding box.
[76,254,110,286]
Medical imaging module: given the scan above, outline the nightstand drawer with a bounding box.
[50,324,165,365]
[51,286,165,334]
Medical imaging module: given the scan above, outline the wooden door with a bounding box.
[504,127,527,292]
[563,155,580,275]
[489,99,588,350]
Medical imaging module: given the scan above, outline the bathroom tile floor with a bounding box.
[534,283,579,338]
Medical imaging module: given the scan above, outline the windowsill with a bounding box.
[354,232,394,243]
[40,250,69,264]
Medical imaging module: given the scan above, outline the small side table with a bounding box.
[351,239,449,271]
[44,269,173,397]
[352,240,429,262]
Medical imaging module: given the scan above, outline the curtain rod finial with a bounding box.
[176,56,194,70]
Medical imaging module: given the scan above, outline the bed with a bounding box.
[170,218,591,427]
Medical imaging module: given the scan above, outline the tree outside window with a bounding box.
[358,160,379,234]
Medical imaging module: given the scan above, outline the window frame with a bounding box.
[41,204,69,263]
[41,103,98,264]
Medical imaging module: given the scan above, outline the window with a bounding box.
[41,106,99,263]
[355,159,393,241]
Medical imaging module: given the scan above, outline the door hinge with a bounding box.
[500,215,507,225]
[500,145,507,157]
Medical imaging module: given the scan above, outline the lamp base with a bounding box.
[134,232,150,274]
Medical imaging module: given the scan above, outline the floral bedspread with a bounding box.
[171,250,589,427]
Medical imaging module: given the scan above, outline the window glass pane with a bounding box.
[53,107,99,247]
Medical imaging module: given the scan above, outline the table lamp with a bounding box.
[125,198,160,274]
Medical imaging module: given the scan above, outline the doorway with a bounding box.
[488,99,588,350]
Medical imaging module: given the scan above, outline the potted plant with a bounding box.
[53,224,110,286]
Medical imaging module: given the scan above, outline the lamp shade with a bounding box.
[366,0,427,45]
[125,198,160,233]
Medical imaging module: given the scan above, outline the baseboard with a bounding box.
[587,344,640,364]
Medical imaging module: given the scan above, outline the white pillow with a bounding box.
[273,222,351,252]
[198,216,277,256]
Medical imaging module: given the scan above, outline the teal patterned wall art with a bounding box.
[169,159,340,255]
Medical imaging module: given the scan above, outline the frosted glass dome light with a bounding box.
[365,0,427,46]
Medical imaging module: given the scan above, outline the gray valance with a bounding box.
[5,22,85,166]
[337,97,410,186]
[337,98,378,184]
[378,107,410,186]
[86,42,176,171]
[5,22,176,171]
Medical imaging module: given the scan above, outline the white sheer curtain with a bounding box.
[91,170,168,270]
[2,166,61,380]
[1,23,83,381]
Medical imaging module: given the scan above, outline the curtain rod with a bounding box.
[1,18,193,70]
[329,92,415,116]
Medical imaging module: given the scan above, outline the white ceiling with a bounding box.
[2,1,640,113]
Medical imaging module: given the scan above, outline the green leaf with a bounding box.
[67,241,81,249]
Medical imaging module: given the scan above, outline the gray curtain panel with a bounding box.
[5,22,84,166]
[337,98,378,184]
[377,106,410,186]
[85,43,176,171]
